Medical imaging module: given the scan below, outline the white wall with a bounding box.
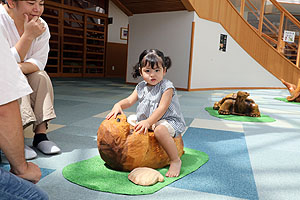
[115,6,282,89]
[190,15,283,89]
[127,11,194,88]
[107,1,128,43]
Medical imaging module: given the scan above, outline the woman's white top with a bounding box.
[0,28,32,105]
[0,4,50,71]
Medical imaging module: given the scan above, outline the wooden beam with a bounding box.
[181,0,194,11]
[258,0,265,35]
[240,0,245,17]
[188,21,195,91]
[296,37,300,68]
[110,0,133,16]
[83,14,87,77]
[125,24,129,82]
[277,12,284,53]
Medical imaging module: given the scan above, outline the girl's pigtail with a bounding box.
[132,63,141,78]
[164,56,172,70]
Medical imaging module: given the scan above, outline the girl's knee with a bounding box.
[154,125,169,138]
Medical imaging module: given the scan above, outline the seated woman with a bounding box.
[281,78,300,102]
[0,0,60,159]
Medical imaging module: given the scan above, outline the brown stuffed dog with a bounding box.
[97,114,184,172]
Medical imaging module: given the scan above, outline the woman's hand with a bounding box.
[106,104,123,120]
[134,120,150,134]
[23,14,46,40]
[10,162,41,184]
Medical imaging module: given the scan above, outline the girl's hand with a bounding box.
[134,120,150,134]
[106,104,123,120]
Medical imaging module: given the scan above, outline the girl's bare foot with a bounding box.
[166,159,181,177]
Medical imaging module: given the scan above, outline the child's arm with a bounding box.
[106,89,138,119]
[135,88,173,134]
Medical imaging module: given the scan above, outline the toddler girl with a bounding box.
[106,49,186,177]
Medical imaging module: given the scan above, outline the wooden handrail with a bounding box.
[244,3,278,37]
[233,0,298,55]
[269,0,300,28]
[246,0,279,33]
[186,0,300,85]
[247,0,300,63]
[245,0,258,12]
[232,0,300,64]
[269,0,300,68]
[261,32,277,44]
[244,0,300,65]
[233,0,300,57]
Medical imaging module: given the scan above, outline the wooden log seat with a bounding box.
[97,114,184,171]
[286,79,300,102]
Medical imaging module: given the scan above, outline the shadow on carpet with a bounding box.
[205,107,275,122]
[62,148,209,195]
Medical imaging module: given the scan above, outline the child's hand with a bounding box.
[106,104,123,120]
[134,120,150,134]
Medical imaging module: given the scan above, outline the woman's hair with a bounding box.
[132,49,172,78]
[5,0,20,8]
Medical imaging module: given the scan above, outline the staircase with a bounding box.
[184,0,300,85]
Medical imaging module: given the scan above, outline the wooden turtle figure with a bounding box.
[97,114,184,172]
[213,91,261,117]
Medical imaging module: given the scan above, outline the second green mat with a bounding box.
[205,107,275,122]
[274,97,300,105]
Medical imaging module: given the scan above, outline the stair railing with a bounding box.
[229,0,300,67]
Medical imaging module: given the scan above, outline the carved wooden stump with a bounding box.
[97,114,184,171]
[287,79,300,102]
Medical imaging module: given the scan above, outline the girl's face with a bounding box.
[10,0,45,21]
[140,62,166,86]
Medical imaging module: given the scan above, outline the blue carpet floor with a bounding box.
[1,78,300,200]
[177,127,258,200]
[0,163,55,179]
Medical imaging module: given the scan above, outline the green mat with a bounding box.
[274,97,300,105]
[62,148,208,195]
[205,107,275,122]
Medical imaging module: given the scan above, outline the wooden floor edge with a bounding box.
[125,81,137,85]
[184,87,286,91]
[125,82,286,91]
